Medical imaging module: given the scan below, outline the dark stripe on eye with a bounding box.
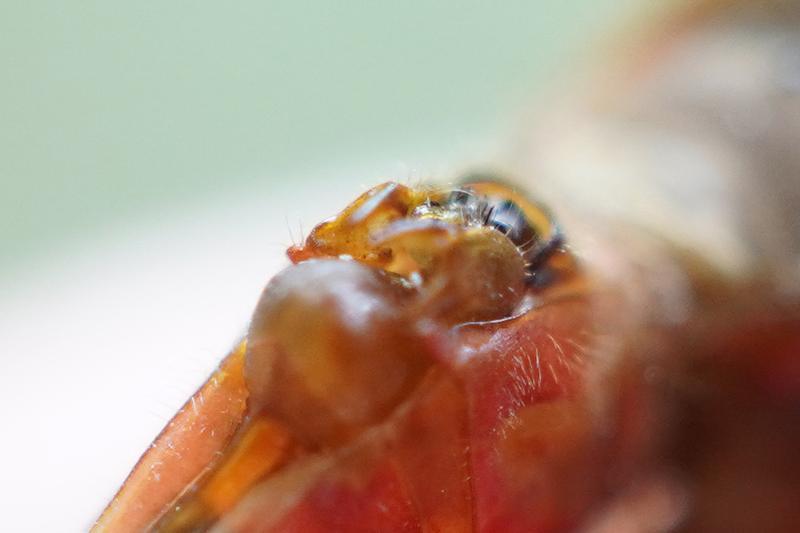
[485,200,538,248]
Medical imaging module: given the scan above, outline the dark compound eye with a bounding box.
[448,179,566,284]
[484,199,538,251]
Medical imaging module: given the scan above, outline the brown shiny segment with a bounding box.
[245,259,433,448]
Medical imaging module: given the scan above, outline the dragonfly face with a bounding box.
[95,2,800,532]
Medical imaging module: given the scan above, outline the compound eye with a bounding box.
[485,199,538,250]
[455,179,565,278]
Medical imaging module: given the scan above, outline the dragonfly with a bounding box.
[94,1,800,531]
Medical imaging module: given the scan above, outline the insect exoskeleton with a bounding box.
[248,178,570,441]
[142,178,583,531]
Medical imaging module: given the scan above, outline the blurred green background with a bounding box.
[1,0,645,275]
